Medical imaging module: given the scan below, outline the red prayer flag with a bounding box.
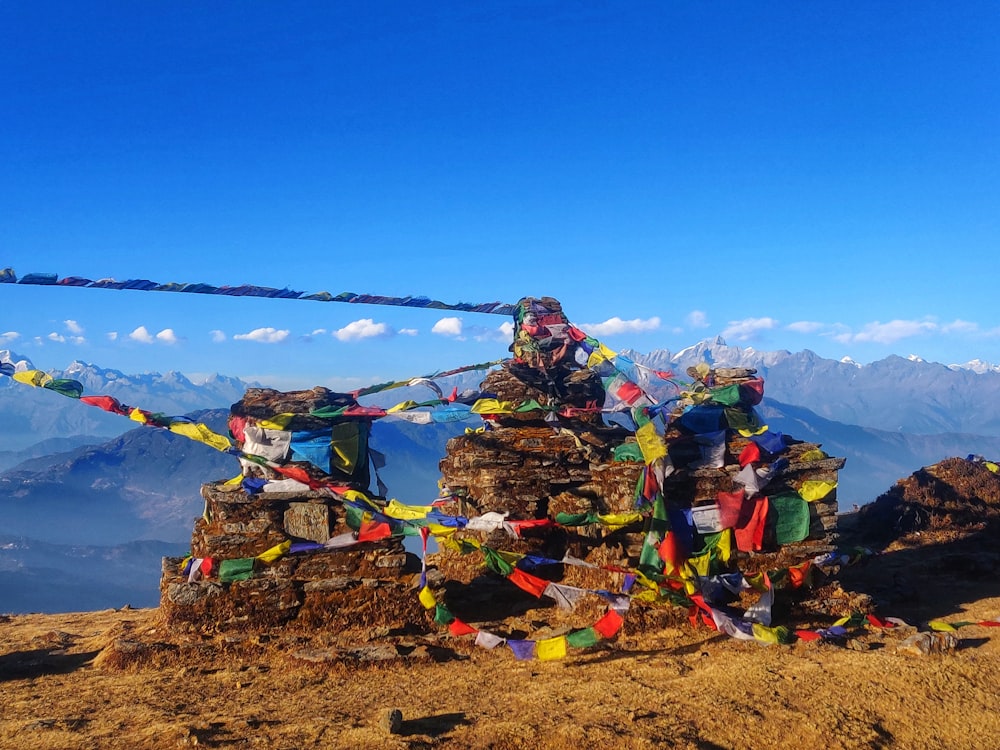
[795,630,823,642]
[739,378,765,405]
[358,521,392,543]
[617,381,643,405]
[738,442,761,468]
[734,496,769,552]
[658,531,685,570]
[866,613,891,628]
[273,465,318,487]
[508,568,549,598]
[788,561,812,588]
[81,395,129,415]
[594,609,624,638]
[448,618,478,636]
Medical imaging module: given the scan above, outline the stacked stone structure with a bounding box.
[159,387,425,635]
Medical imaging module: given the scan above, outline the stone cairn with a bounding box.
[160,295,845,639]
[430,296,845,630]
[159,386,426,635]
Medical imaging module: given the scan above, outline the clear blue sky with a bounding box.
[2,2,998,390]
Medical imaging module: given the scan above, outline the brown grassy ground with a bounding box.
[4,458,1000,749]
[4,559,1000,750]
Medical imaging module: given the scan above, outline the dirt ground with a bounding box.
[5,458,1000,750]
[2,576,999,750]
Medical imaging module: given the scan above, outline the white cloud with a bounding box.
[720,317,778,341]
[129,326,155,344]
[46,331,86,344]
[64,319,84,334]
[579,316,661,337]
[234,327,290,343]
[0,331,20,344]
[334,318,391,342]
[838,319,937,345]
[432,317,464,337]
[399,328,419,336]
[210,330,226,343]
[156,329,179,345]
[686,310,709,329]
[786,320,825,334]
[106,331,119,342]
[471,323,511,343]
[311,328,328,336]
[942,319,978,334]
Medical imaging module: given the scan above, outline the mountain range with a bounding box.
[3,341,1000,613]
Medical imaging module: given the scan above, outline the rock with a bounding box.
[379,708,403,735]
[897,631,959,656]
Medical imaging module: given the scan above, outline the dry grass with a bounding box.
[3,579,1000,750]
[5,458,1000,749]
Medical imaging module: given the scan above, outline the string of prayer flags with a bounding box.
[2,267,517,316]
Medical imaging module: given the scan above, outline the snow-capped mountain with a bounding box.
[624,339,1000,437]
[0,350,255,451]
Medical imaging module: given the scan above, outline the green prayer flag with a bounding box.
[613,442,645,462]
[638,495,668,574]
[219,557,256,582]
[43,378,84,398]
[709,384,741,406]
[566,627,599,649]
[482,547,515,577]
[770,493,811,545]
[724,406,763,433]
[344,505,365,531]
[434,604,455,625]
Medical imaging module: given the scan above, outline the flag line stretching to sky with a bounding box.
[2,2,998,390]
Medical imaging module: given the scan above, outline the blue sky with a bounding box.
[2,2,998,391]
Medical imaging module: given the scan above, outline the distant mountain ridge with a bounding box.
[5,341,1000,613]
[626,339,1000,436]
[0,349,254,451]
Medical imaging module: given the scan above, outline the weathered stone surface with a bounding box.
[283,502,331,543]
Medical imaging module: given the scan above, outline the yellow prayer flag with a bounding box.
[597,512,643,531]
[987,462,999,473]
[259,413,295,430]
[635,422,667,464]
[387,400,420,413]
[799,480,837,502]
[418,585,437,609]
[224,473,243,486]
[752,623,787,644]
[169,421,233,452]
[129,408,148,424]
[384,499,433,520]
[426,524,458,538]
[928,620,957,632]
[470,398,514,414]
[799,448,828,462]
[714,528,733,564]
[536,635,568,661]
[13,369,52,388]
[687,552,712,578]
[738,424,769,437]
[256,540,291,564]
[586,350,607,369]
